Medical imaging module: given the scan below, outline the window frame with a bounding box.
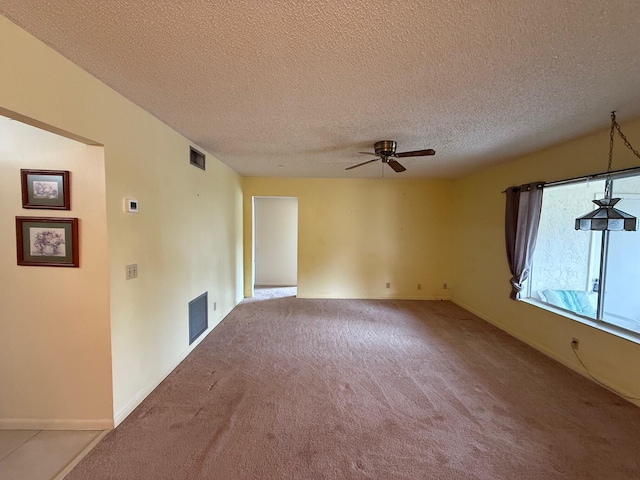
[525,167,640,342]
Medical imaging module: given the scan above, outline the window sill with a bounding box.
[522,298,640,346]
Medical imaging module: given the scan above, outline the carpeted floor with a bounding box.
[67,291,640,479]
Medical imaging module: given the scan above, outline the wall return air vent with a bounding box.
[188,292,208,344]
[190,147,205,170]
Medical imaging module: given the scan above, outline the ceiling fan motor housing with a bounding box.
[346,140,433,172]
[374,140,397,156]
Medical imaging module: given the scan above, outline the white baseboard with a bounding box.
[113,301,239,426]
[451,296,640,408]
[296,293,452,301]
[0,418,113,430]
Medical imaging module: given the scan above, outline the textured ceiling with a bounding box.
[2,1,640,179]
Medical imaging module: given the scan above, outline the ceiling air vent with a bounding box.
[190,147,205,170]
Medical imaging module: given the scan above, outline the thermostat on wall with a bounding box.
[124,197,139,213]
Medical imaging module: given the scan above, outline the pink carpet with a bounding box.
[67,290,640,479]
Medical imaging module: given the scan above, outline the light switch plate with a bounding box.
[126,264,138,280]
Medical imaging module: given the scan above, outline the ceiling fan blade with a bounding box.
[387,160,406,172]
[395,149,436,158]
[345,158,380,170]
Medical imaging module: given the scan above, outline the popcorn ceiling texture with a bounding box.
[1,1,640,178]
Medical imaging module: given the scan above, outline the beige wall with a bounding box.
[243,177,453,300]
[0,117,112,429]
[451,117,640,407]
[0,15,244,427]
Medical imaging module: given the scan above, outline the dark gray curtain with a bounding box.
[505,182,544,300]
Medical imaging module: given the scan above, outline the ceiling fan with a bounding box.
[345,140,436,173]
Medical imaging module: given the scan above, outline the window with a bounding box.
[526,172,640,336]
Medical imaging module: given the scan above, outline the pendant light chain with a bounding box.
[612,112,640,160]
[605,111,640,199]
[605,113,615,198]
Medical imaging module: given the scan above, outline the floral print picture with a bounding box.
[30,227,66,256]
[21,169,70,210]
[32,181,60,200]
[16,217,79,267]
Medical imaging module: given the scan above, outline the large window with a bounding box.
[526,172,640,336]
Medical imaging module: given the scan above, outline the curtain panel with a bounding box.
[505,182,544,300]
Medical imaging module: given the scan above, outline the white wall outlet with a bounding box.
[124,197,139,213]
[386,282,391,289]
[126,264,138,280]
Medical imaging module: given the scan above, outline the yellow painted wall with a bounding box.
[451,117,640,406]
[243,177,453,300]
[0,15,243,427]
[0,118,112,429]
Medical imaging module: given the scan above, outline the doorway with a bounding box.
[253,197,298,293]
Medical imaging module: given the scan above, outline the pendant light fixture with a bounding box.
[575,112,640,231]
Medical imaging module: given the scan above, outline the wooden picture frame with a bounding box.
[16,217,79,267]
[21,169,70,210]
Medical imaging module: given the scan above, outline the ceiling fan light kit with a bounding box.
[346,140,436,173]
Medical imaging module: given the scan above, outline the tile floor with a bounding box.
[0,429,106,480]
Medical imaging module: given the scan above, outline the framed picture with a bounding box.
[16,217,79,267]
[21,169,70,210]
